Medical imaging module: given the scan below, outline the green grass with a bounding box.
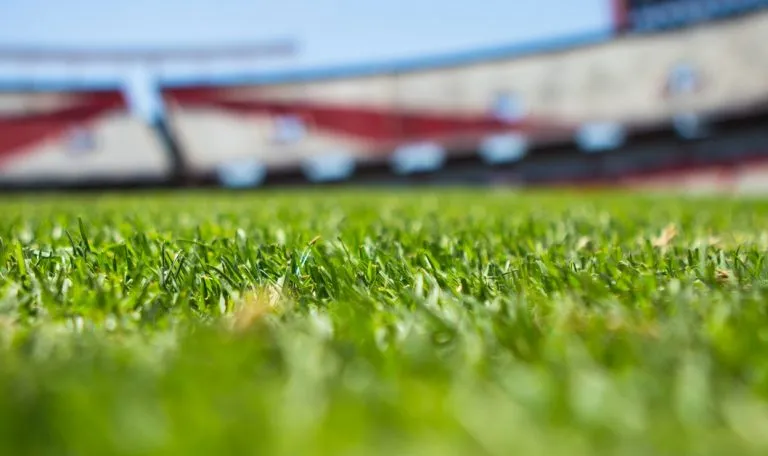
[2,190,768,455]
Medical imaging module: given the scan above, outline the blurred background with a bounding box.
[1,0,767,193]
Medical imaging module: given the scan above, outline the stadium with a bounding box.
[2,1,768,454]
[2,0,767,191]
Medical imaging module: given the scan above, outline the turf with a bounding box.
[1,190,768,455]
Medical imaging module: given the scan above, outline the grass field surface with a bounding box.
[1,190,768,455]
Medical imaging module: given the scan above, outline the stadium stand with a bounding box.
[162,7,768,186]
[0,40,297,189]
[0,88,172,187]
[0,1,767,191]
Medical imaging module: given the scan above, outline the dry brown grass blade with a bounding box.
[652,223,678,248]
[576,236,592,251]
[227,284,285,333]
[716,269,732,284]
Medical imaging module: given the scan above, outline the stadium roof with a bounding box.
[0,30,612,91]
[0,39,298,63]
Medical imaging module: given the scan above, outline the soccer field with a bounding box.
[1,190,768,455]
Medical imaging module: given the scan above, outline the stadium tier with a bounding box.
[0,4,767,189]
[162,9,768,182]
[0,89,172,186]
[613,0,768,32]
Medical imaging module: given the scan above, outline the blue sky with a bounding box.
[0,0,612,117]
[0,0,611,75]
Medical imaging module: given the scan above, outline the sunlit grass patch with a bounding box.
[0,190,767,455]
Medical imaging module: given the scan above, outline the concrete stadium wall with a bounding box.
[0,90,172,183]
[618,161,768,195]
[163,10,768,174]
